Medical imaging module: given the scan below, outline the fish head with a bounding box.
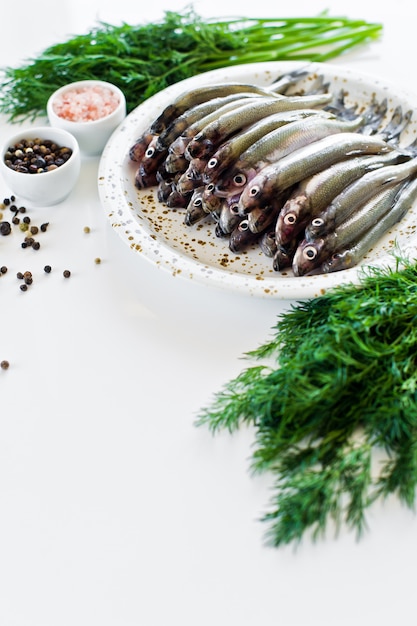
[304,216,327,240]
[137,136,167,174]
[273,241,297,271]
[218,200,241,235]
[202,154,222,183]
[186,132,215,159]
[214,166,254,198]
[202,183,223,212]
[237,173,267,214]
[229,218,259,253]
[135,164,158,189]
[176,159,206,194]
[168,135,191,157]
[129,131,157,162]
[292,238,325,276]
[164,151,189,174]
[184,187,207,225]
[276,195,308,245]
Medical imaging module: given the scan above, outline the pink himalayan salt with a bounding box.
[52,85,120,122]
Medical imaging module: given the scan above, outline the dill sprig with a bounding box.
[0,7,382,121]
[197,258,417,546]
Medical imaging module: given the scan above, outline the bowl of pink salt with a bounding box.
[47,80,126,156]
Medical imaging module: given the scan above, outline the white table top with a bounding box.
[1,2,415,625]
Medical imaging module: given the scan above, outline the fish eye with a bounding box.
[283,212,296,225]
[230,203,239,215]
[238,220,249,232]
[303,245,318,260]
[207,158,218,169]
[193,197,203,207]
[145,146,155,158]
[311,217,324,227]
[206,183,215,192]
[233,173,247,186]
[249,185,260,197]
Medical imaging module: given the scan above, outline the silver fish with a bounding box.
[214,114,364,201]
[167,96,263,158]
[275,150,410,247]
[150,82,285,134]
[237,132,394,214]
[186,92,334,159]
[304,156,417,240]
[293,182,407,276]
[156,92,267,150]
[201,108,333,184]
[319,177,417,274]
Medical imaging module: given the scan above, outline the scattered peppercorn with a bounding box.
[44,265,52,273]
[22,216,30,224]
[83,226,91,233]
[1,266,8,274]
[63,270,71,278]
[0,221,12,236]
[32,241,40,250]
[19,223,29,232]
[94,257,101,264]
[30,226,38,235]
[40,222,49,232]
[1,360,10,370]
[16,271,23,279]
[3,198,10,205]
[20,283,28,291]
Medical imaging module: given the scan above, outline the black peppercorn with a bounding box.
[0,221,12,236]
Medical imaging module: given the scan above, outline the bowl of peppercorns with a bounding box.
[0,126,81,206]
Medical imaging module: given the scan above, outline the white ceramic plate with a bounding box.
[98,61,417,299]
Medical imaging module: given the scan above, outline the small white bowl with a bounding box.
[47,80,126,156]
[0,126,81,206]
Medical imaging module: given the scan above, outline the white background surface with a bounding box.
[0,2,416,625]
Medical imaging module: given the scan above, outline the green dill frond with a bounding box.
[0,7,382,121]
[197,256,417,546]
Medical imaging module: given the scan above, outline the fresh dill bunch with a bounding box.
[197,257,417,547]
[0,7,382,121]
